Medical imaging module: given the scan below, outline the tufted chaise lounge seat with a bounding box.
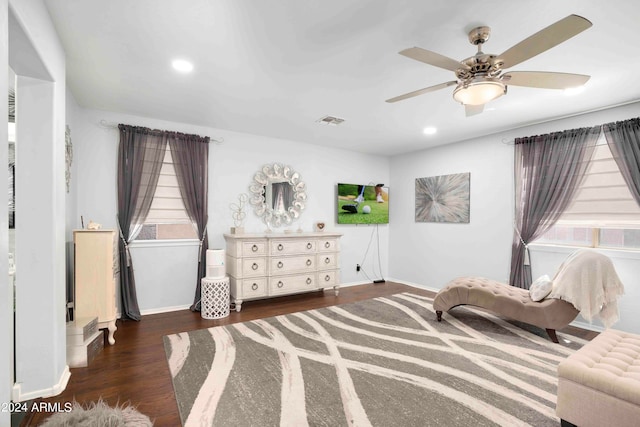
[433,276,579,342]
[557,329,640,427]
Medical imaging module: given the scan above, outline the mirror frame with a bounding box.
[249,163,306,228]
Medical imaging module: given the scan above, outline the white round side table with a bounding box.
[201,276,230,319]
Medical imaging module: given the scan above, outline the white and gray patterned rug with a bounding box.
[163,292,586,426]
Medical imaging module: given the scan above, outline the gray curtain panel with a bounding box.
[168,133,209,311]
[603,117,640,205]
[117,124,168,320]
[510,126,600,289]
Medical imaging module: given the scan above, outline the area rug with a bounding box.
[163,292,586,426]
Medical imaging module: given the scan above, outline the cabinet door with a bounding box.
[74,230,117,323]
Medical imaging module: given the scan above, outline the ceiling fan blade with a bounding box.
[465,104,484,117]
[503,71,590,89]
[386,81,457,103]
[497,15,592,69]
[399,47,470,72]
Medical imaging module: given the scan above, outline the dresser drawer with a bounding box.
[269,274,316,295]
[270,239,316,255]
[317,238,339,252]
[240,278,268,298]
[270,255,316,274]
[317,253,338,269]
[318,270,338,287]
[242,241,267,256]
[226,239,267,257]
[241,257,267,277]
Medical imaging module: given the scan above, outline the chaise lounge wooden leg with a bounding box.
[436,311,442,322]
[546,328,559,343]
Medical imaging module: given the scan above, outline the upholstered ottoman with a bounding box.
[557,329,640,427]
[434,276,579,342]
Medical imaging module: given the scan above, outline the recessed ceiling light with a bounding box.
[172,59,194,73]
[423,127,437,135]
[564,86,585,96]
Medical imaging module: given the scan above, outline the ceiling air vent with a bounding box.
[316,115,345,126]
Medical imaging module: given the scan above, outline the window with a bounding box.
[536,135,640,250]
[136,146,197,240]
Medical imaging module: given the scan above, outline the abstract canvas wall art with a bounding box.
[415,172,470,223]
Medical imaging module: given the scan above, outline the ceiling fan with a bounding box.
[386,14,592,116]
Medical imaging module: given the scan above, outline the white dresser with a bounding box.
[224,232,342,311]
[73,230,118,345]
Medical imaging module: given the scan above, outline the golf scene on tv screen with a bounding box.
[337,183,389,224]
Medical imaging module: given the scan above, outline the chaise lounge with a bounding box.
[433,249,625,343]
[433,276,579,342]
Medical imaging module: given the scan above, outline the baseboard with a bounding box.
[568,320,604,333]
[12,365,71,402]
[140,304,192,316]
[385,278,440,293]
[339,280,375,287]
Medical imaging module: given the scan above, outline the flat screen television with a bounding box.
[337,183,389,224]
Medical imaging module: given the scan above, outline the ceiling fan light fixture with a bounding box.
[564,85,585,96]
[453,77,506,106]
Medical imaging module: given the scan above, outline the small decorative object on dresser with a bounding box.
[315,222,325,232]
[224,232,342,311]
[73,230,118,345]
[229,193,248,234]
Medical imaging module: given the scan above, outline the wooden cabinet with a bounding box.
[73,230,118,345]
[224,232,341,311]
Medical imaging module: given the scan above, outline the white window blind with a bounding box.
[144,147,192,225]
[555,135,640,228]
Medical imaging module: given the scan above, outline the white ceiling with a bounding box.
[44,0,640,156]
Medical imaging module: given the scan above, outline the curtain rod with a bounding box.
[98,119,224,144]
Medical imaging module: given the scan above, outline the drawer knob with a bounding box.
[324,257,330,264]
[252,263,259,270]
[306,259,312,266]
[252,244,258,252]
[251,283,258,290]
[277,244,284,251]
[325,242,330,248]
[277,281,284,288]
[306,242,313,249]
[306,277,312,284]
[325,274,331,282]
[277,261,284,268]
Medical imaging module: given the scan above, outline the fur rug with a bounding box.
[39,399,152,427]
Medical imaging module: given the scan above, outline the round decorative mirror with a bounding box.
[249,163,306,228]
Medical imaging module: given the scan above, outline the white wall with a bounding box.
[69,107,390,313]
[389,101,640,334]
[389,134,514,288]
[9,0,69,402]
[0,1,10,424]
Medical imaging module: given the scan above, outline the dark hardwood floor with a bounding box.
[22,282,596,426]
